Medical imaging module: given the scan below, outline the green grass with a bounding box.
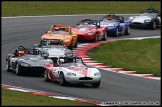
[88,38,160,76]
[2,1,160,16]
[2,88,96,106]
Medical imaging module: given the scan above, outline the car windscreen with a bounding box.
[52,31,69,35]
[61,62,86,67]
[78,25,96,29]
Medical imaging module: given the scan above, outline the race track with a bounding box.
[2,15,161,104]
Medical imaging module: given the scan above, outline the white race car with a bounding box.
[44,56,101,87]
[129,8,161,30]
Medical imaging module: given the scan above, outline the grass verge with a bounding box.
[2,1,160,16]
[2,88,96,106]
[88,38,160,76]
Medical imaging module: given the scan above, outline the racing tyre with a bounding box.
[73,39,78,48]
[125,26,130,35]
[92,80,100,88]
[6,61,11,72]
[114,27,119,37]
[68,41,73,50]
[15,64,23,76]
[93,33,98,42]
[44,71,51,82]
[102,32,107,41]
[59,72,67,86]
[150,21,157,30]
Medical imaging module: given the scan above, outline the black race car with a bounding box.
[6,46,53,76]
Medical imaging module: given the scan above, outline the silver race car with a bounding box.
[6,46,53,76]
[129,8,161,29]
[44,56,101,87]
[34,42,73,66]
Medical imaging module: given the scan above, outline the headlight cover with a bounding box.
[144,19,152,23]
[21,62,30,67]
[63,39,71,42]
[94,72,101,76]
[67,72,76,76]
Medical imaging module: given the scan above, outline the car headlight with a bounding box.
[94,72,101,76]
[63,39,71,42]
[67,72,76,76]
[21,62,30,67]
[87,32,94,36]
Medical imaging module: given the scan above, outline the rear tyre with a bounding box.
[59,72,67,86]
[93,33,98,42]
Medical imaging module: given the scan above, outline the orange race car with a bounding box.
[40,24,78,50]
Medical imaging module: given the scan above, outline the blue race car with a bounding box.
[100,13,130,37]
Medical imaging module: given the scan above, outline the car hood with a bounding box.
[100,21,116,26]
[131,15,152,23]
[19,55,46,65]
[41,34,71,40]
[72,28,95,34]
[61,66,99,77]
[21,57,47,66]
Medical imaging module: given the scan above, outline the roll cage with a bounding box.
[58,56,86,65]
[102,13,125,22]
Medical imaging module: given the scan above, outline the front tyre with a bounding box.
[114,27,119,37]
[15,64,23,76]
[73,39,78,48]
[150,21,157,30]
[93,33,98,42]
[102,32,107,41]
[6,61,11,72]
[92,80,100,88]
[44,71,51,82]
[125,26,130,35]
[59,72,67,86]
[68,41,73,50]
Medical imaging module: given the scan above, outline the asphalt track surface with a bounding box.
[2,15,161,104]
